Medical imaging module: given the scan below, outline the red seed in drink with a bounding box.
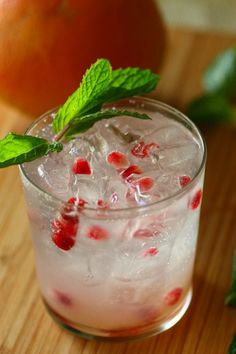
[131,141,159,158]
[164,287,183,306]
[67,197,87,208]
[143,247,158,256]
[51,218,78,237]
[107,151,129,169]
[143,142,160,156]
[97,199,109,209]
[52,232,75,251]
[131,141,146,158]
[189,189,202,209]
[72,158,92,175]
[87,225,109,240]
[54,290,72,306]
[120,165,143,179]
[179,175,191,187]
[133,177,154,192]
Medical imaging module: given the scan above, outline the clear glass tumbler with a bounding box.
[19,98,206,341]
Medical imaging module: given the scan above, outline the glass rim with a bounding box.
[19,96,207,216]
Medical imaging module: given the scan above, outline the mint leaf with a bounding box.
[0,133,63,168]
[64,109,151,138]
[225,250,236,307]
[102,67,160,103]
[228,334,236,354]
[53,59,112,133]
[186,94,234,124]
[203,46,236,100]
[53,59,159,134]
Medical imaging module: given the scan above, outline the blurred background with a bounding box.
[0,0,235,132]
[158,0,236,33]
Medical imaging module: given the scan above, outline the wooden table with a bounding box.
[0,27,236,354]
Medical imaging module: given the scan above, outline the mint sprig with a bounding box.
[0,58,160,168]
[225,250,236,307]
[53,58,159,134]
[0,133,63,168]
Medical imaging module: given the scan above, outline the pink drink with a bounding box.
[20,98,206,340]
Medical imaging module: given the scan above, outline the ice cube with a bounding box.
[70,178,100,206]
[144,123,187,146]
[25,107,202,208]
[158,142,199,173]
[36,156,71,199]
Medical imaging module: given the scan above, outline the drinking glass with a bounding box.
[20,98,206,341]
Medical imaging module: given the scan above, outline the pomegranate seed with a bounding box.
[133,229,154,238]
[67,197,87,208]
[62,201,77,214]
[51,200,80,250]
[189,189,202,209]
[120,165,143,179]
[179,175,191,187]
[143,142,160,156]
[72,158,91,175]
[97,199,109,208]
[131,141,159,158]
[61,221,78,236]
[164,287,183,306]
[143,247,158,256]
[131,141,146,158]
[133,177,154,192]
[107,151,129,169]
[60,209,79,224]
[97,199,104,207]
[67,197,76,204]
[52,232,75,250]
[60,200,80,223]
[54,290,72,306]
[51,218,78,237]
[87,225,109,240]
[78,198,87,207]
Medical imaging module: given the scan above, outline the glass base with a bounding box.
[44,288,192,342]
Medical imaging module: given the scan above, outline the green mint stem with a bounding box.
[54,122,72,142]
